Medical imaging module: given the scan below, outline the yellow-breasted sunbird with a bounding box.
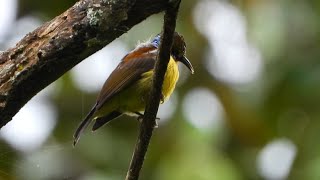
[73,32,194,146]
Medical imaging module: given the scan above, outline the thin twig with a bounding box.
[125,1,181,180]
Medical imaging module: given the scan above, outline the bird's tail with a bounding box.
[73,105,96,146]
[92,111,122,131]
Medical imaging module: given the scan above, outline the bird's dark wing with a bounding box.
[96,50,156,110]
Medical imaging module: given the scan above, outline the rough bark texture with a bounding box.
[0,0,169,127]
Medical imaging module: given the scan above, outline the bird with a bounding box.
[73,32,194,146]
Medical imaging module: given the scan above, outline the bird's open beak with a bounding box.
[180,56,194,74]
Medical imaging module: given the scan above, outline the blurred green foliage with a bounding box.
[0,0,320,179]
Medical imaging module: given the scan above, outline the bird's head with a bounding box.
[151,32,194,74]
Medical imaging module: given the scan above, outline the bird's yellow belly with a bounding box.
[95,57,179,117]
[119,57,179,114]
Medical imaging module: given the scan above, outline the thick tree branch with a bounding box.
[125,1,181,180]
[0,0,170,127]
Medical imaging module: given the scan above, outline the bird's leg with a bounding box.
[134,112,160,128]
[135,112,144,123]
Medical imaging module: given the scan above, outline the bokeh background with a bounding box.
[0,0,320,179]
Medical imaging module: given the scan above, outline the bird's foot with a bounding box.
[135,112,160,128]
